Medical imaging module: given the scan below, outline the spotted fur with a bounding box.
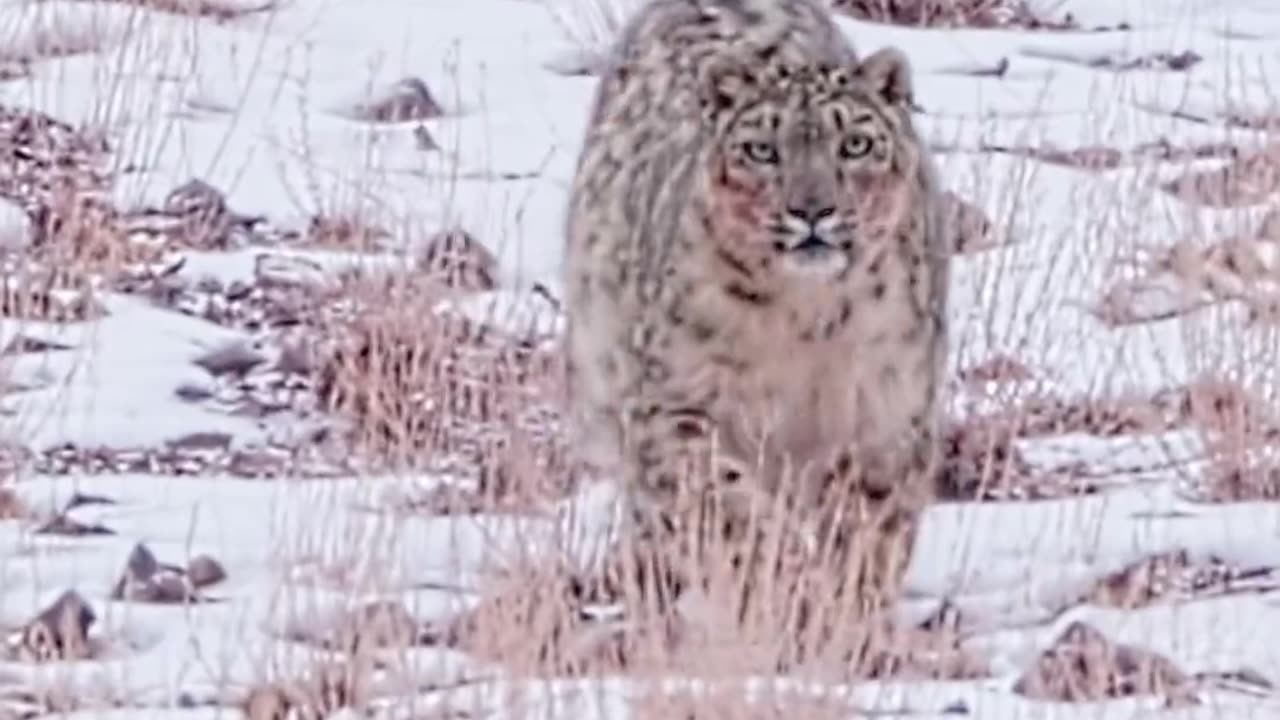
[564,0,949,664]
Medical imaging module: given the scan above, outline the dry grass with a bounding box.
[314,265,570,504]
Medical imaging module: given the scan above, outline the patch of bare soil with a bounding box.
[831,0,1079,29]
[1098,228,1280,326]
[416,227,499,294]
[422,562,632,677]
[340,76,444,124]
[1085,549,1280,609]
[1192,457,1280,502]
[1187,376,1280,502]
[1161,144,1280,207]
[941,377,1272,501]
[110,543,227,604]
[970,378,1268,440]
[938,417,1044,500]
[121,178,273,254]
[957,353,1036,386]
[976,138,1238,172]
[1019,46,1202,72]
[0,106,149,320]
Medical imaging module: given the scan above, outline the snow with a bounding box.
[0,0,1278,717]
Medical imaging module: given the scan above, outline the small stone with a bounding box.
[175,382,215,402]
[146,573,197,603]
[254,253,329,290]
[19,590,96,661]
[34,514,114,536]
[1013,621,1196,705]
[187,554,227,589]
[228,447,289,479]
[347,76,443,123]
[167,432,234,451]
[164,178,227,219]
[243,685,293,720]
[126,542,159,582]
[304,214,392,250]
[1,334,72,354]
[419,227,498,292]
[193,340,267,377]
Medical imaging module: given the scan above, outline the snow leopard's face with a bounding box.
[702,50,924,285]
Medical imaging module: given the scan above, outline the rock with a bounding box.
[13,590,96,662]
[126,541,159,582]
[33,513,114,536]
[279,599,421,654]
[254,253,329,291]
[1013,621,1197,706]
[112,542,204,604]
[164,178,228,219]
[418,227,498,292]
[193,339,268,377]
[243,685,293,720]
[227,446,290,479]
[175,382,215,402]
[159,178,265,249]
[940,191,999,255]
[345,76,443,123]
[187,554,228,589]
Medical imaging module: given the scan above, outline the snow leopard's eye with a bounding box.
[742,141,780,165]
[839,133,873,160]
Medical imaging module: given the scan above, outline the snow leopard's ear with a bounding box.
[855,47,914,108]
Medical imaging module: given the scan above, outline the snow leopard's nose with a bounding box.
[785,203,836,232]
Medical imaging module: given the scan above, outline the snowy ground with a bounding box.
[2,0,1280,717]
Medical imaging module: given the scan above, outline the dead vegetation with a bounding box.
[314,268,571,506]
[72,0,280,22]
[831,0,1078,29]
[1013,621,1197,706]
